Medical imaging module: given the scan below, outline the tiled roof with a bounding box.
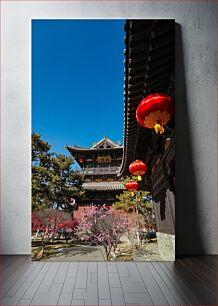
[82,181,124,191]
[91,137,121,149]
[66,137,123,154]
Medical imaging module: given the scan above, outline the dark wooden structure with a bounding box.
[66,137,124,205]
[118,20,175,260]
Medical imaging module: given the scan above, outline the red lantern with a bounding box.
[125,180,138,196]
[79,158,84,163]
[69,197,75,205]
[129,160,148,181]
[136,93,174,134]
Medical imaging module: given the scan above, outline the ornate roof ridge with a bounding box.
[65,145,89,150]
[66,137,123,151]
[91,137,121,149]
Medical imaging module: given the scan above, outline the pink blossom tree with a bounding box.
[32,209,78,254]
[76,205,131,260]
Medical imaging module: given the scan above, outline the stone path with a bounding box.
[38,241,162,262]
[44,245,106,262]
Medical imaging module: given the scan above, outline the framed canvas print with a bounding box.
[32,19,175,261]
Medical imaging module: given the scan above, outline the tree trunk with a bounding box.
[105,245,112,261]
[135,204,141,248]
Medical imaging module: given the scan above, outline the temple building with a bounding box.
[118,19,175,260]
[66,137,124,205]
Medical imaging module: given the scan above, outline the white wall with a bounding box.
[1,1,216,255]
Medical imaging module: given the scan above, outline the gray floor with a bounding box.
[1,256,217,305]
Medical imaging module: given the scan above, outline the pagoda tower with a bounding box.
[66,137,124,206]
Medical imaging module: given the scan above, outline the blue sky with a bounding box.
[32,19,125,156]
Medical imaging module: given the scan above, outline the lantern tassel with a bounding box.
[137,175,142,181]
[154,123,164,135]
[131,191,134,196]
